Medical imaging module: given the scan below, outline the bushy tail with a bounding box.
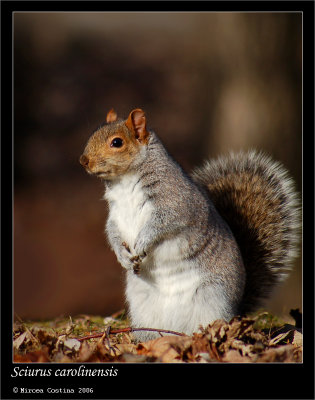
[192,150,301,314]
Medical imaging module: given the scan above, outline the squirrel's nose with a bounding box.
[79,154,89,167]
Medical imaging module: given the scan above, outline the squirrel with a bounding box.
[80,108,300,342]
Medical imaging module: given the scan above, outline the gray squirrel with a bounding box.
[80,108,300,342]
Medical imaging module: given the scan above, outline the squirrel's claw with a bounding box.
[133,238,148,261]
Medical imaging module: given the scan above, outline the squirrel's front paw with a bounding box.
[117,242,142,274]
[116,242,136,270]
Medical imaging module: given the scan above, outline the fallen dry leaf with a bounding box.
[292,330,303,347]
[13,331,28,350]
[137,336,192,363]
[222,349,252,363]
[269,331,294,346]
[114,343,138,356]
[64,338,81,352]
[258,345,299,362]
[14,348,50,363]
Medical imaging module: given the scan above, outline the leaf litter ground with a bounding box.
[13,309,302,363]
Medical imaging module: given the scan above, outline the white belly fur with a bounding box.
[105,173,153,248]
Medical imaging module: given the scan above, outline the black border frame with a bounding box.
[1,1,314,399]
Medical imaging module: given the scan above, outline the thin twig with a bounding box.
[105,325,117,355]
[110,309,125,319]
[14,313,24,323]
[77,326,186,342]
[130,327,187,336]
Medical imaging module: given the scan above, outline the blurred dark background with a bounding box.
[14,12,302,321]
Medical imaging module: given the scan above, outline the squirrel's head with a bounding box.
[79,108,150,180]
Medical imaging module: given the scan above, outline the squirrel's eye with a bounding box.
[110,138,123,148]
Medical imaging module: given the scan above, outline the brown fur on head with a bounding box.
[79,109,150,180]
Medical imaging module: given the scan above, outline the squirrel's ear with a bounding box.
[106,108,118,123]
[126,109,149,142]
